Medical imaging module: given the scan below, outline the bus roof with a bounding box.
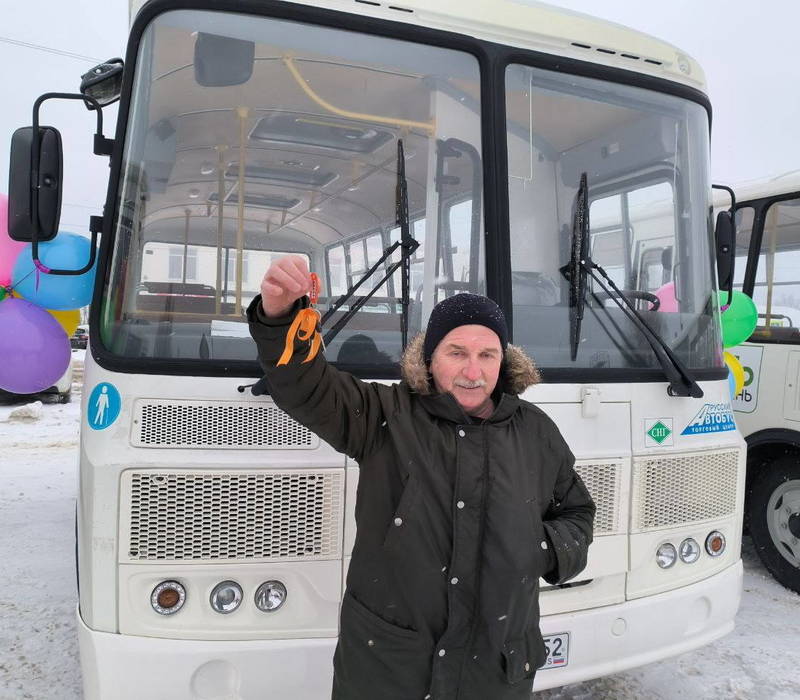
[730,170,800,204]
[128,0,706,93]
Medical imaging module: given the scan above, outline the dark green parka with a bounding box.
[248,297,595,700]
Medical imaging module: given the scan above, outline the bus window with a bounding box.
[750,197,800,340]
[733,206,755,290]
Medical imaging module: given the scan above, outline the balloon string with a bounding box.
[3,269,35,297]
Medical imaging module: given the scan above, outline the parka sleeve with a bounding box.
[247,295,389,462]
[541,434,596,585]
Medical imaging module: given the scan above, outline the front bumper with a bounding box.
[78,561,742,698]
[534,560,742,690]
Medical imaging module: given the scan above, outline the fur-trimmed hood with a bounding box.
[400,333,541,395]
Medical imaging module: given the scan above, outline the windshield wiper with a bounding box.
[560,172,703,399]
[248,140,418,397]
[320,138,419,347]
[559,173,590,361]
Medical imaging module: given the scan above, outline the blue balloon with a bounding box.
[11,232,97,310]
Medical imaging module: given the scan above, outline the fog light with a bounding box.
[151,580,186,615]
[679,538,701,564]
[210,580,243,614]
[254,580,287,612]
[656,542,677,569]
[705,531,726,557]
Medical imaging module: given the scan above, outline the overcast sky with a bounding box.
[1,0,797,233]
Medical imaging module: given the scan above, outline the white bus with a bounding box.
[720,171,800,594]
[8,1,745,696]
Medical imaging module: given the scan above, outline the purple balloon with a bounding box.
[0,297,71,393]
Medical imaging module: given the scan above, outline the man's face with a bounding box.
[430,324,502,418]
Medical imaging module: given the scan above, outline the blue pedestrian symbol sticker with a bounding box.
[88,382,121,430]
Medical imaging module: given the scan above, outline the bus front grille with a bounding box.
[132,399,318,449]
[631,449,739,532]
[574,461,622,535]
[120,469,344,562]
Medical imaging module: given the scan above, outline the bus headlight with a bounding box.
[678,537,701,564]
[656,542,677,569]
[705,531,726,557]
[151,580,186,615]
[255,580,287,612]
[210,580,243,614]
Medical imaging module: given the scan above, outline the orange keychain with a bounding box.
[277,272,323,365]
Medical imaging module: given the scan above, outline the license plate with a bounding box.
[540,632,569,670]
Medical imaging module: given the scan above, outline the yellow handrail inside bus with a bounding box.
[282,56,435,135]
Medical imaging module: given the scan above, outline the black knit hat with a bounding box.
[423,293,508,364]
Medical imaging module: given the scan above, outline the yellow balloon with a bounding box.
[9,290,79,336]
[724,351,745,396]
[48,307,81,337]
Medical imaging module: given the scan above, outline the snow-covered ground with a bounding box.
[1,354,798,699]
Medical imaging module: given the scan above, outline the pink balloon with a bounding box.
[0,296,71,393]
[653,281,679,312]
[0,193,27,286]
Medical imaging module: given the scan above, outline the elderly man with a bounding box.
[248,255,595,700]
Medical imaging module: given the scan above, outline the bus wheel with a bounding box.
[747,456,800,594]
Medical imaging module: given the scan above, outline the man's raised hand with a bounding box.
[260,255,311,318]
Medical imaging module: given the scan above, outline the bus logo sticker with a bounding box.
[732,345,763,414]
[645,419,673,447]
[88,382,122,430]
[680,403,736,435]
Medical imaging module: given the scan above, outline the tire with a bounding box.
[747,456,800,594]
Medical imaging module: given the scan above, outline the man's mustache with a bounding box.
[454,379,487,389]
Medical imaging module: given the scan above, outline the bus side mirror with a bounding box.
[194,33,254,87]
[80,58,124,107]
[8,125,63,242]
[714,209,735,303]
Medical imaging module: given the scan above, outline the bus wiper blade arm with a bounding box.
[559,173,589,361]
[559,171,702,398]
[321,139,418,347]
[584,258,704,398]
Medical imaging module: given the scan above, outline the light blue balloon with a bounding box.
[11,232,97,310]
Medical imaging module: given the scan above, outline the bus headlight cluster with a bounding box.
[150,579,287,615]
[655,531,726,569]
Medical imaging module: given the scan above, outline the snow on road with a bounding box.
[1,361,798,699]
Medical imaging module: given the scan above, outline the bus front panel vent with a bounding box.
[631,450,739,532]
[574,460,623,536]
[132,399,319,449]
[120,469,344,562]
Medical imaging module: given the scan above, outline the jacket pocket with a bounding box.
[501,627,547,685]
[382,474,420,550]
[342,591,419,639]
[334,592,430,700]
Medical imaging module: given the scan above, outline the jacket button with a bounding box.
[368,640,375,647]
[458,429,466,437]
[524,662,530,672]
[438,649,446,657]
[456,500,465,509]
[540,540,548,550]
[450,577,459,585]
[394,517,403,526]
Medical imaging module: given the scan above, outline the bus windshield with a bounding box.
[100,9,484,370]
[506,65,722,372]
